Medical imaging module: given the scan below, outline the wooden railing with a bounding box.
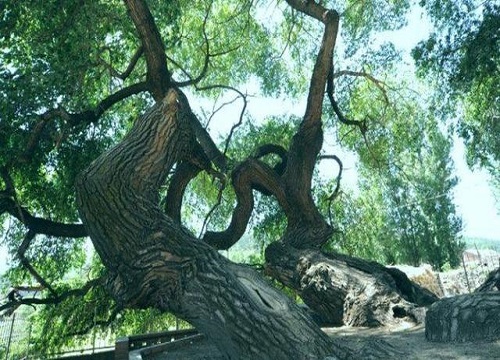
[115,328,198,360]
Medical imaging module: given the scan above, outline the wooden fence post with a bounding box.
[5,313,16,360]
[115,337,130,360]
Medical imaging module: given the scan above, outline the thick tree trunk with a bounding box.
[266,242,438,327]
[75,90,341,360]
[425,292,500,342]
[74,1,426,358]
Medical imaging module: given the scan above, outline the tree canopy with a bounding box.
[0,0,493,358]
[413,0,499,183]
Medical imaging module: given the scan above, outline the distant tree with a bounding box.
[329,93,463,270]
[381,121,463,270]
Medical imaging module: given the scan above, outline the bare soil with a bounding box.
[144,324,500,359]
[325,324,500,359]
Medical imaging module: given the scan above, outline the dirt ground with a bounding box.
[144,324,500,359]
[144,263,500,359]
[325,324,500,359]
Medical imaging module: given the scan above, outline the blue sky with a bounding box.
[451,138,499,239]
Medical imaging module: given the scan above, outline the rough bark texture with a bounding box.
[75,90,341,360]
[476,267,500,292]
[125,0,171,100]
[425,267,500,343]
[265,243,438,327]
[425,292,500,342]
[72,1,436,358]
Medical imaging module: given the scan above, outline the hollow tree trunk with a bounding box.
[266,243,438,327]
[75,90,342,360]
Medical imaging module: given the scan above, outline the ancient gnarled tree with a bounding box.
[1,0,464,358]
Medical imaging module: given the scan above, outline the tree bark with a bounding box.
[424,267,500,343]
[75,90,342,360]
[73,0,434,358]
[475,267,500,292]
[266,243,438,327]
[425,292,500,342]
[124,0,171,100]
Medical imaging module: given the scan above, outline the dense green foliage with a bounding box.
[413,0,499,184]
[0,0,488,355]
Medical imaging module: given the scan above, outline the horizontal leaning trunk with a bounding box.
[75,90,340,360]
[265,242,438,327]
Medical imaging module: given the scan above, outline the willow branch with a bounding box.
[253,144,288,195]
[196,84,248,158]
[172,0,212,87]
[65,306,120,337]
[98,45,144,81]
[203,159,290,250]
[282,0,339,186]
[176,89,228,171]
[327,65,367,132]
[23,82,148,161]
[198,184,225,240]
[253,144,288,163]
[0,277,103,314]
[284,0,332,22]
[271,8,298,61]
[201,144,288,246]
[319,154,343,225]
[205,95,241,129]
[164,142,214,223]
[302,11,339,126]
[95,82,148,118]
[274,1,338,248]
[0,167,15,197]
[333,69,389,104]
[0,196,87,238]
[119,45,144,80]
[18,230,57,296]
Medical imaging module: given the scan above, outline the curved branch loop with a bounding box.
[203,159,289,250]
[327,66,368,132]
[319,154,343,225]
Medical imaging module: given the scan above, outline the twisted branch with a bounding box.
[203,158,290,250]
[327,65,367,132]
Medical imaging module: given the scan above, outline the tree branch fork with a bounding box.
[1,3,378,357]
[4,0,343,302]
